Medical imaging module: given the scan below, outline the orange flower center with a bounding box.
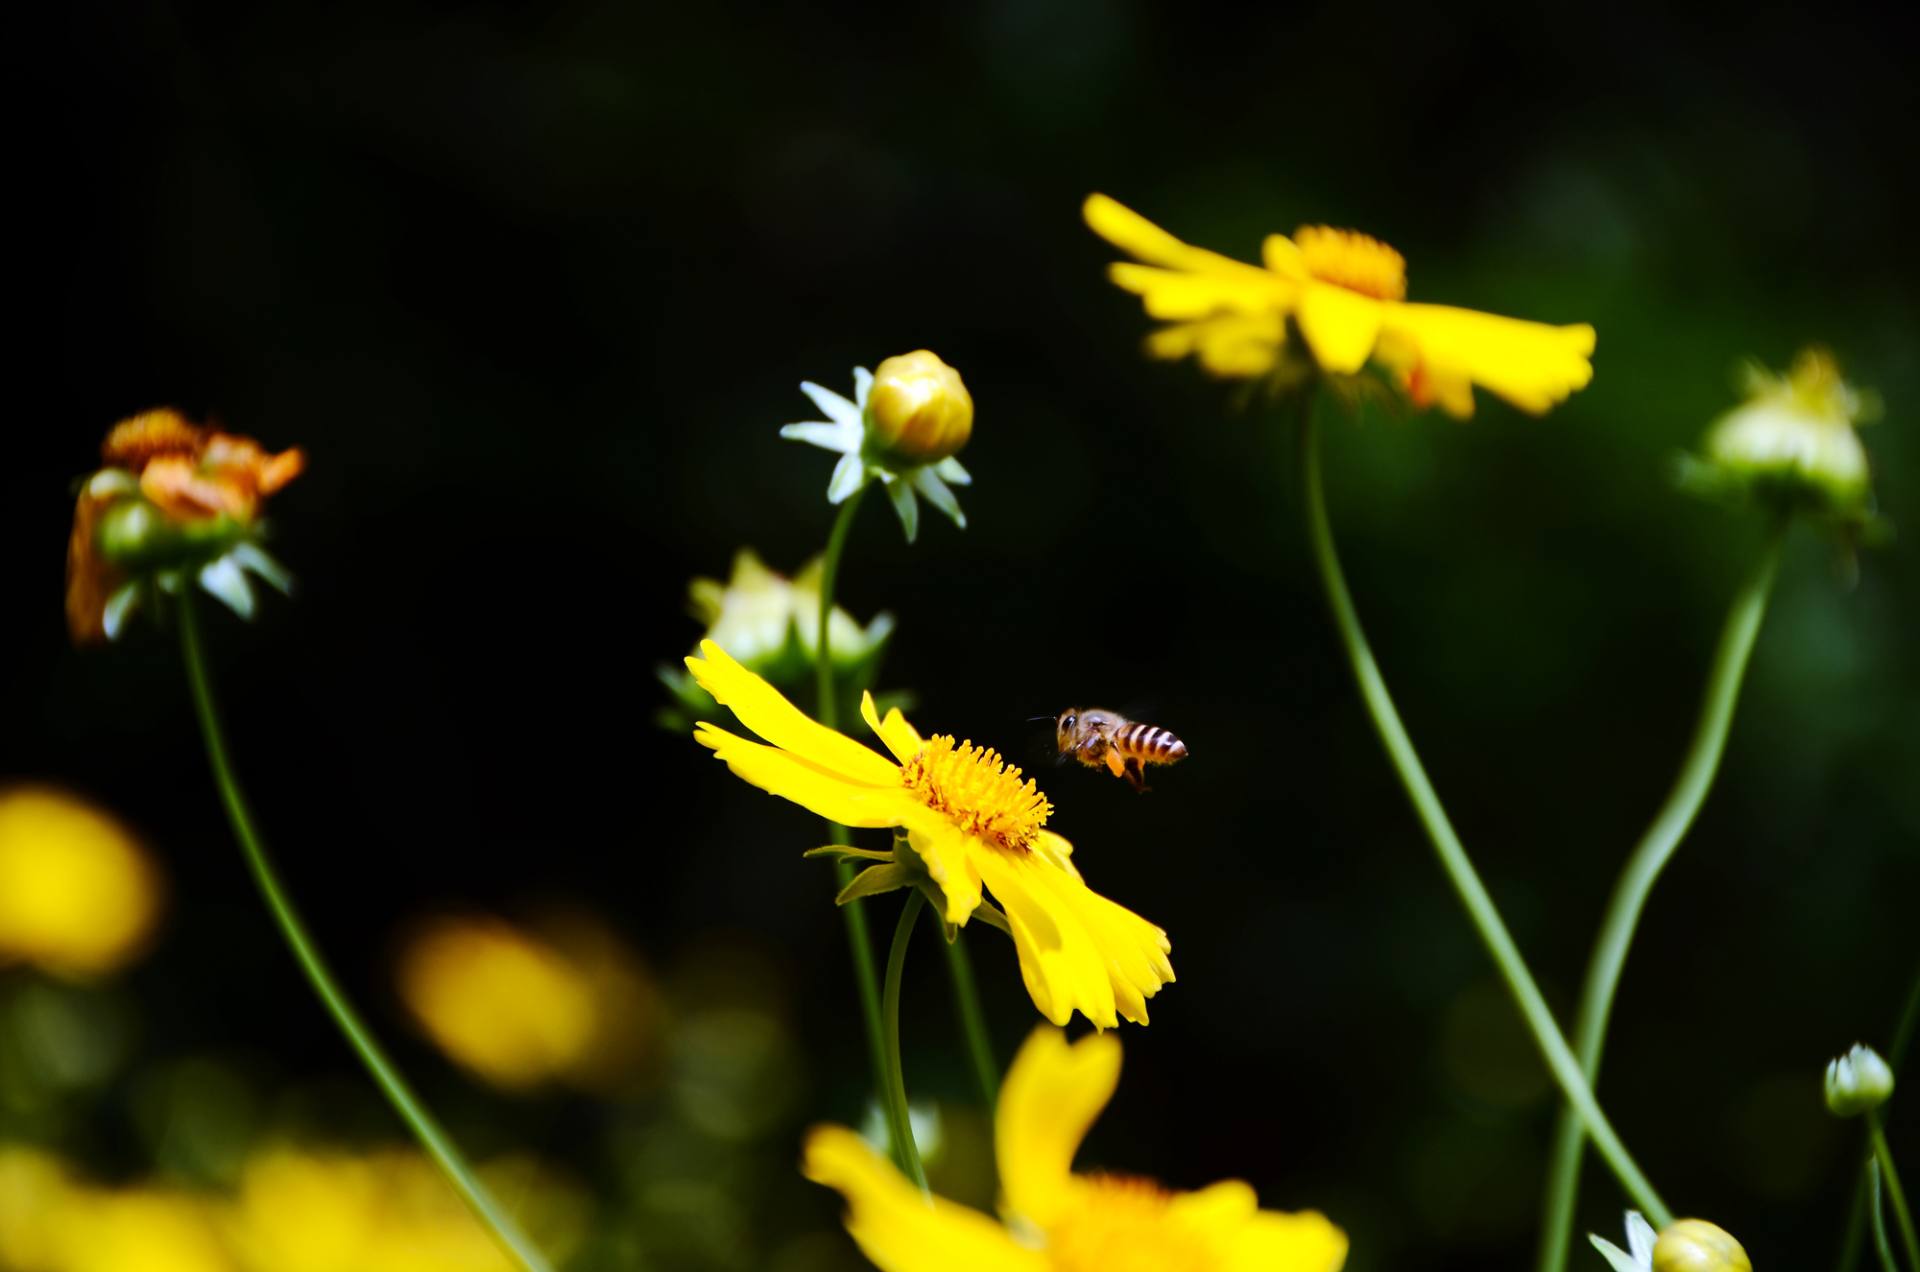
[1046,1175,1220,1272]
[899,736,1051,852]
[1294,225,1407,301]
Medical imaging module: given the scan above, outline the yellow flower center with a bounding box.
[1046,1175,1218,1272]
[899,735,1051,852]
[1294,225,1407,301]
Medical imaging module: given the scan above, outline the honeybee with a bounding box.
[1054,708,1189,793]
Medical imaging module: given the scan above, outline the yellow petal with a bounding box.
[1261,233,1309,280]
[974,849,1173,1029]
[1294,283,1386,374]
[686,641,899,786]
[860,692,925,766]
[1107,263,1292,319]
[900,816,985,926]
[1145,315,1287,378]
[1217,1207,1350,1272]
[694,722,913,828]
[803,1126,1046,1272]
[1377,304,1595,415]
[1084,194,1274,282]
[996,1027,1122,1230]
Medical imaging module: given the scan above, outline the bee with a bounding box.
[1054,708,1188,793]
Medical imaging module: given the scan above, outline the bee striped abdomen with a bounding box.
[1117,722,1188,764]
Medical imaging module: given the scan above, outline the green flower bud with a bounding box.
[865,350,973,465]
[1653,1220,1750,1272]
[1826,1043,1894,1117]
[96,497,247,573]
[1700,347,1876,517]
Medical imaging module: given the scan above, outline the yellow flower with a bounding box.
[0,1149,235,1272]
[396,911,659,1092]
[0,784,163,978]
[1084,193,1596,418]
[804,1027,1348,1272]
[686,641,1172,1028]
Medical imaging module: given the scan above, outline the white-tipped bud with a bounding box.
[1826,1043,1895,1117]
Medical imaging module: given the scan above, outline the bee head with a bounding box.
[1054,709,1078,750]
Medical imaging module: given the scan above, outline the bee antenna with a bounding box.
[1026,714,1056,723]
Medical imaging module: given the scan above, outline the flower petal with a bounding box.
[1144,314,1286,378]
[780,421,855,452]
[1590,1235,1644,1272]
[901,817,985,925]
[828,453,869,504]
[799,381,863,429]
[996,1027,1121,1230]
[933,456,971,486]
[1108,263,1291,319]
[887,478,920,543]
[852,366,874,409]
[804,1126,1046,1272]
[1625,1211,1657,1264]
[860,692,925,765]
[686,641,900,785]
[1084,195,1280,286]
[975,849,1173,1029]
[694,722,912,828]
[1216,1204,1350,1272]
[1377,304,1595,415]
[1295,283,1386,375]
[911,467,966,530]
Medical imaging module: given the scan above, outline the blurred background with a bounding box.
[8,2,1917,1268]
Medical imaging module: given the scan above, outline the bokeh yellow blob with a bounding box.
[396,915,599,1089]
[0,785,162,978]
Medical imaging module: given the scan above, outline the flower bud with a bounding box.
[1701,347,1875,516]
[1651,1220,1750,1272]
[864,350,973,464]
[1826,1043,1894,1117]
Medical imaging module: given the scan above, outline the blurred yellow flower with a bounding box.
[866,350,975,464]
[396,911,658,1092]
[0,1148,234,1272]
[0,785,162,978]
[687,641,1173,1029]
[806,1027,1347,1272]
[1699,347,1877,518]
[1084,193,1596,418]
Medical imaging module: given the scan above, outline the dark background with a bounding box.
[9,2,1917,1268]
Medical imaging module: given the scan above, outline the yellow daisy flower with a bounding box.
[685,641,1173,1028]
[1084,193,1596,418]
[805,1027,1348,1272]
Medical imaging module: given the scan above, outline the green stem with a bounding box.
[1297,398,1670,1226]
[937,916,1000,1110]
[811,486,897,1162]
[1538,523,1784,1272]
[1870,1113,1920,1272]
[1871,1160,1901,1272]
[175,590,551,1272]
[1841,961,1920,1272]
[883,891,930,1189]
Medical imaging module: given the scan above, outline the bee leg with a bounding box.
[1122,756,1149,793]
[1103,749,1128,779]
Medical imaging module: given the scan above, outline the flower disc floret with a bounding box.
[900,736,1051,853]
[1294,226,1407,301]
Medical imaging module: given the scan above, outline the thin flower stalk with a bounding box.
[882,891,930,1191]
[1838,961,1920,1272]
[1537,523,1785,1272]
[1296,392,1670,1226]
[1868,1112,1919,1272]
[176,591,552,1272]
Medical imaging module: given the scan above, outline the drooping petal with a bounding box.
[780,421,855,452]
[1144,314,1287,378]
[996,1027,1121,1230]
[1378,304,1596,415]
[910,467,966,529]
[975,849,1172,1029]
[803,1126,1047,1272]
[887,478,920,543]
[860,692,925,765]
[1084,195,1283,287]
[686,641,900,786]
[799,381,864,430]
[933,456,971,486]
[828,453,869,504]
[1294,283,1387,374]
[900,816,985,925]
[1107,263,1291,320]
[694,722,913,828]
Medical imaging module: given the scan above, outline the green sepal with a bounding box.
[803,845,895,862]
[835,863,914,905]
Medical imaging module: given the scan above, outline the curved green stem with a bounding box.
[1870,1160,1902,1272]
[1869,1113,1920,1272]
[811,487,897,1160]
[1538,523,1784,1272]
[176,590,551,1272]
[883,891,929,1189]
[1297,398,1670,1226]
[1838,962,1920,1272]
[937,917,1000,1110]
